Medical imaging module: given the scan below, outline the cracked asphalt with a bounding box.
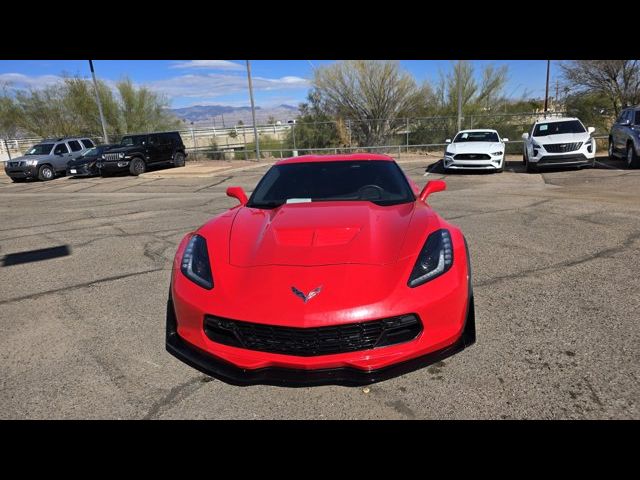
[1,155,638,419]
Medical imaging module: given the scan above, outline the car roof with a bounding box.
[275,153,395,165]
[456,129,499,134]
[41,137,92,142]
[533,117,581,124]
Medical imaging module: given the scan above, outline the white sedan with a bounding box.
[443,129,508,173]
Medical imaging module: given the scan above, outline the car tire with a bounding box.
[129,157,146,176]
[525,158,537,173]
[608,138,616,159]
[37,164,54,181]
[626,143,640,169]
[173,152,186,168]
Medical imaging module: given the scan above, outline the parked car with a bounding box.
[522,117,596,173]
[166,154,475,386]
[4,137,96,182]
[97,131,187,176]
[608,106,640,168]
[443,129,508,173]
[66,144,119,177]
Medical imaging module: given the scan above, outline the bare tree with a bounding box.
[312,60,431,146]
[559,60,640,117]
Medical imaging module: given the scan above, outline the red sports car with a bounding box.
[166,154,475,386]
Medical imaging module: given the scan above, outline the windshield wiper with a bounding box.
[247,200,285,209]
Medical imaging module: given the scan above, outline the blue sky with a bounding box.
[0,60,555,109]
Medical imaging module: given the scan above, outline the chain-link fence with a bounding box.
[1,111,613,162]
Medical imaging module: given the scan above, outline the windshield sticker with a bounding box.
[461,133,468,139]
[539,124,548,131]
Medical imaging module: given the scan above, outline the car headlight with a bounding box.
[445,150,455,157]
[180,234,213,290]
[491,151,503,156]
[408,229,453,288]
[119,152,126,159]
[532,140,542,149]
[25,160,38,166]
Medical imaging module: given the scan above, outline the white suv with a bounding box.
[522,117,596,173]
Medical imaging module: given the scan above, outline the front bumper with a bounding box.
[97,160,130,173]
[444,156,503,170]
[532,153,592,167]
[166,290,475,387]
[67,163,98,177]
[166,234,475,387]
[5,166,37,179]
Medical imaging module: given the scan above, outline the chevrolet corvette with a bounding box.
[166,154,475,386]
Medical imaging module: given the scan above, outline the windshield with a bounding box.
[25,143,54,155]
[247,160,415,209]
[533,120,586,136]
[120,135,146,146]
[453,131,499,143]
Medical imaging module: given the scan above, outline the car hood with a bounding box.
[228,201,417,267]
[8,154,49,162]
[447,142,503,153]
[533,133,590,144]
[68,156,98,166]
[103,145,138,154]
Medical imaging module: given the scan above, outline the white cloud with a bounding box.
[171,60,244,70]
[0,73,64,90]
[147,73,309,99]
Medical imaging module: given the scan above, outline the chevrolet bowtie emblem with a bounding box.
[291,285,323,303]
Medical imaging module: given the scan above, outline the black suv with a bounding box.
[97,131,187,176]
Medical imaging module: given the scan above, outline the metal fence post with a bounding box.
[3,139,11,160]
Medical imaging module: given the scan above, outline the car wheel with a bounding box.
[173,152,186,167]
[627,144,640,169]
[525,158,537,173]
[523,150,528,165]
[37,164,54,181]
[608,138,616,159]
[129,157,146,176]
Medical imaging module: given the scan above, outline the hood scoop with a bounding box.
[229,202,415,267]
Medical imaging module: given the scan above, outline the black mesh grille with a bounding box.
[204,314,422,357]
[543,142,582,153]
[453,153,491,160]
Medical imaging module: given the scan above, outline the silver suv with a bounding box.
[4,137,96,182]
[608,106,640,168]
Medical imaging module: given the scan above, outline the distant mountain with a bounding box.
[169,104,299,127]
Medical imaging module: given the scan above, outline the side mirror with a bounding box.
[445,139,452,143]
[587,127,595,134]
[419,180,446,203]
[226,186,248,206]
[522,133,529,140]
[502,138,509,142]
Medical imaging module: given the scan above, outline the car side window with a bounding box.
[68,140,82,152]
[54,143,69,155]
[616,111,626,124]
[635,111,640,126]
[81,139,95,149]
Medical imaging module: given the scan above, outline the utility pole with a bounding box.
[543,60,551,117]
[89,60,109,143]
[246,60,260,161]
[457,61,463,131]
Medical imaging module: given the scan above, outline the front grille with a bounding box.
[453,153,491,160]
[8,161,24,167]
[543,142,582,153]
[204,314,423,357]
[103,153,122,161]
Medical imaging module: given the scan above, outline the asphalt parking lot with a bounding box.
[1,155,638,419]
